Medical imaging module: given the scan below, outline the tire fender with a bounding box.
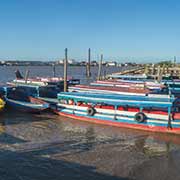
[134,112,146,123]
[87,107,96,116]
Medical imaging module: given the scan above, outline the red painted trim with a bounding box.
[74,85,150,93]
[54,110,180,135]
[63,103,180,119]
[94,80,163,88]
[29,96,47,104]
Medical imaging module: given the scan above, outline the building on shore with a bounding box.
[0,59,139,67]
[106,61,117,67]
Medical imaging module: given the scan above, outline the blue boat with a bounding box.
[6,82,60,105]
[6,70,77,105]
[108,74,180,92]
[4,87,49,113]
[54,92,180,135]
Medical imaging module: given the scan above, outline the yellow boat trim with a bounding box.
[0,98,5,111]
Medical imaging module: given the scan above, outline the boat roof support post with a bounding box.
[72,100,77,114]
[167,106,172,129]
[3,87,7,96]
[72,103,75,114]
[140,106,143,112]
[36,87,39,97]
[114,105,117,120]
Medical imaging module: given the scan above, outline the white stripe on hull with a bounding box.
[57,103,169,120]
[91,82,161,90]
[60,108,180,125]
[7,98,46,108]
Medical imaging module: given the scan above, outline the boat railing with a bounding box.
[57,92,174,108]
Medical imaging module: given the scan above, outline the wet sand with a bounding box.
[0,110,180,180]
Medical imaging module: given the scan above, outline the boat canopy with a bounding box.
[58,92,175,108]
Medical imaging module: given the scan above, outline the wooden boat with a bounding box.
[108,74,180,81]
[108,74,148,80]
[69,85,170,98]
[10,77,80,87]
[9,69,80,87]
[54,92,180,134]
[6,70,80,105]
[107,74,180,91]
[5,97,49,113]
[6,82,59,106]
[0,98,5,112]
[91,80,164,90]
[4,87,49,112]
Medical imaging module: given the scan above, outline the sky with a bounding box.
[0,0,180,62]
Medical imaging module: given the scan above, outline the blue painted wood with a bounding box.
[58,108,180,128]
[6,98,49,112]
[57,92,175,108]
[58,92,174,101]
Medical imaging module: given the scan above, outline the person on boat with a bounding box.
[68,99,74,105]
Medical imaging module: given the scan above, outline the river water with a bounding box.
[0,66,180,180]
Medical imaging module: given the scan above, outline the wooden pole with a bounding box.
[25,69,30,83]
[103,69,106,80]
[173,56,176,75]
[52,63,56,77]
[144,64,148,75]
[86,48,91,77]
[98,54,103,80]
[152,64,155,75]
[162,64,165,76]
[174,56,176,66]
[64,48,68,92]
[157,65,161,82]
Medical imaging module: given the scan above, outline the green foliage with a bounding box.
[156,61,173,67]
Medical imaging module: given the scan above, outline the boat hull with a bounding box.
[69,85,170,98]
[6,98,49,113]
[55,111,180,135]
[54,104,180,135]
[91,80,163,90]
